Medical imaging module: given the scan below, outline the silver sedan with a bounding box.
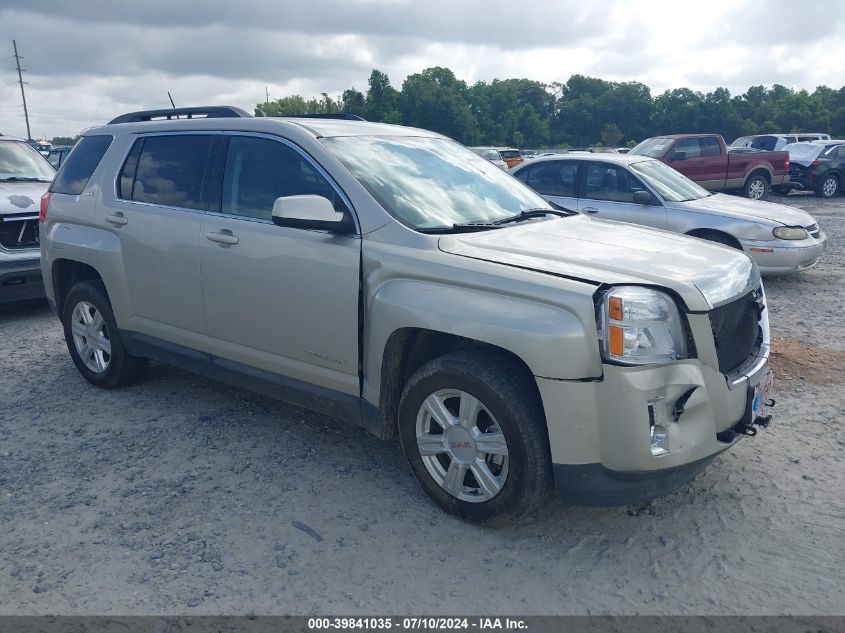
[512,154,827,274]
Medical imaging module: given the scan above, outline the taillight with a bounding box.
[39,191,52,223]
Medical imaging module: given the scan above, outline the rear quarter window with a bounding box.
[50,135,113,195]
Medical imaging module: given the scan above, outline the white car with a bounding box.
[469,146,508,170]
[513,154,827,274]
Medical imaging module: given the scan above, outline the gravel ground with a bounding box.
[0,193,843,616]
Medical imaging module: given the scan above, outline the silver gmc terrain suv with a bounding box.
[40,107,774,523]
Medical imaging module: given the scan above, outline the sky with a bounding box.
[1,0,843,140]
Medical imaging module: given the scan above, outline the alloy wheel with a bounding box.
[748,178,766,200]
[415,389,509,503]
[822,177,838,197]
[70,301,112,373]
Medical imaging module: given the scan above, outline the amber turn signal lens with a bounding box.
[609,325,624,356]
[608,296,624,321]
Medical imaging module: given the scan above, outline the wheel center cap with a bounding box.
[445,427,476,464]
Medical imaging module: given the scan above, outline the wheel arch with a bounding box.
[685,228,743,250]
[372,328,545,440]
[51,259,105,317]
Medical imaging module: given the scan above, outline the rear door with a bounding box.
[96,133,216,350]
[697,136,726,189]
[513,159,580,210]
[200,133,361,396]
[577,162,666,229]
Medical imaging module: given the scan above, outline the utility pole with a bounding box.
[12,40,31,142]
[265,86,270,105]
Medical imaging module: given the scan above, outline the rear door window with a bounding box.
[674,139,702,159]
[518,161,579,197]
[700,137,721,157]
[50,136,113,195]
[122,135,216,210]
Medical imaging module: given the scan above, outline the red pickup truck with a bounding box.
[629,134,789,200]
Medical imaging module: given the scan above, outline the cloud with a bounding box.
[0,0,843,139]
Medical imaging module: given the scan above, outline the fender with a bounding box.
[362,278,603,405]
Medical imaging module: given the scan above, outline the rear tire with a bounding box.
[62,281,146,389]
[816,173,839,198]
[744,173,769,200]
[398,350,552,525]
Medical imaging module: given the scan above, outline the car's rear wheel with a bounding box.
[744,173,769,200]
[398,350,552,525]
[62,281,146,388]
[816,174,839,198]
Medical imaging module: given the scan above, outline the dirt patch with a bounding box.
[769,336,845,385]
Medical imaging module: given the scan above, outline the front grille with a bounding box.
[805,223,821,239]
[709,289,763,374]
[789,166,806,177]
[0,215,39,250]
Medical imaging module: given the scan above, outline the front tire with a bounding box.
[816,174,839,198]
[62,281,146,388]
[744,173,769,200]
[398,350,552,525]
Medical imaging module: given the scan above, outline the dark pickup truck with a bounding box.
[629,134,789,200]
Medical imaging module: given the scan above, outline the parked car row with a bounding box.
[35,107,783,523]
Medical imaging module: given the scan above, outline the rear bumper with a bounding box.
[0,255,44,303]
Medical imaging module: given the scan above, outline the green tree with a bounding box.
[600,123,623,147]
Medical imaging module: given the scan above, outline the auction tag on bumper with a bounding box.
[752,370,774,419]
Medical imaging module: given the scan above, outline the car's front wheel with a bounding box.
[62,281,146,388]
[398,350,552,524]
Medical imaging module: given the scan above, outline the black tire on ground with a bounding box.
[62,281,146,389]
[743,173,769,200]
[815,173,839,198]
[398,349,552,525]
[772,185,792,195]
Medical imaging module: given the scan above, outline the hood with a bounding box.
[786,143,824,167]
[438,215,759,310]
[671,193,815,226]
[0,181,49,217]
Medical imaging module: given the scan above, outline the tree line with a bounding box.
[255,67,845,148]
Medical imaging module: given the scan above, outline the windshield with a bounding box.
[321,135,552,230]
[629,159,711,202]
[629,138,673,158]
[0,141,55,181]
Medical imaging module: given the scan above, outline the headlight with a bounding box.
[597,287,688,365]
[773,226,808,240]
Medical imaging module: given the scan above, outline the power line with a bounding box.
[12,39,31,141]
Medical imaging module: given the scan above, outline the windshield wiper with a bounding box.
[491,206,576,225]
[418,223,505,234]
[0,177,52,183]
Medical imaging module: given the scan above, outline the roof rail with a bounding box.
[108,106,252,125]
[276,113,366,121]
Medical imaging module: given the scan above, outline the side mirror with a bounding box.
[671,151,687,162]
[632,190,652,205]
[271,195,352,233]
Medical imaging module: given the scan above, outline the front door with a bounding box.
[578,162,667,229]
[200,134,361,396]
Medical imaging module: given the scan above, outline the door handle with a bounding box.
[698,160,706,166]
[582,207,599,214]
[206,231,239,246]
[105,213,128,226]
